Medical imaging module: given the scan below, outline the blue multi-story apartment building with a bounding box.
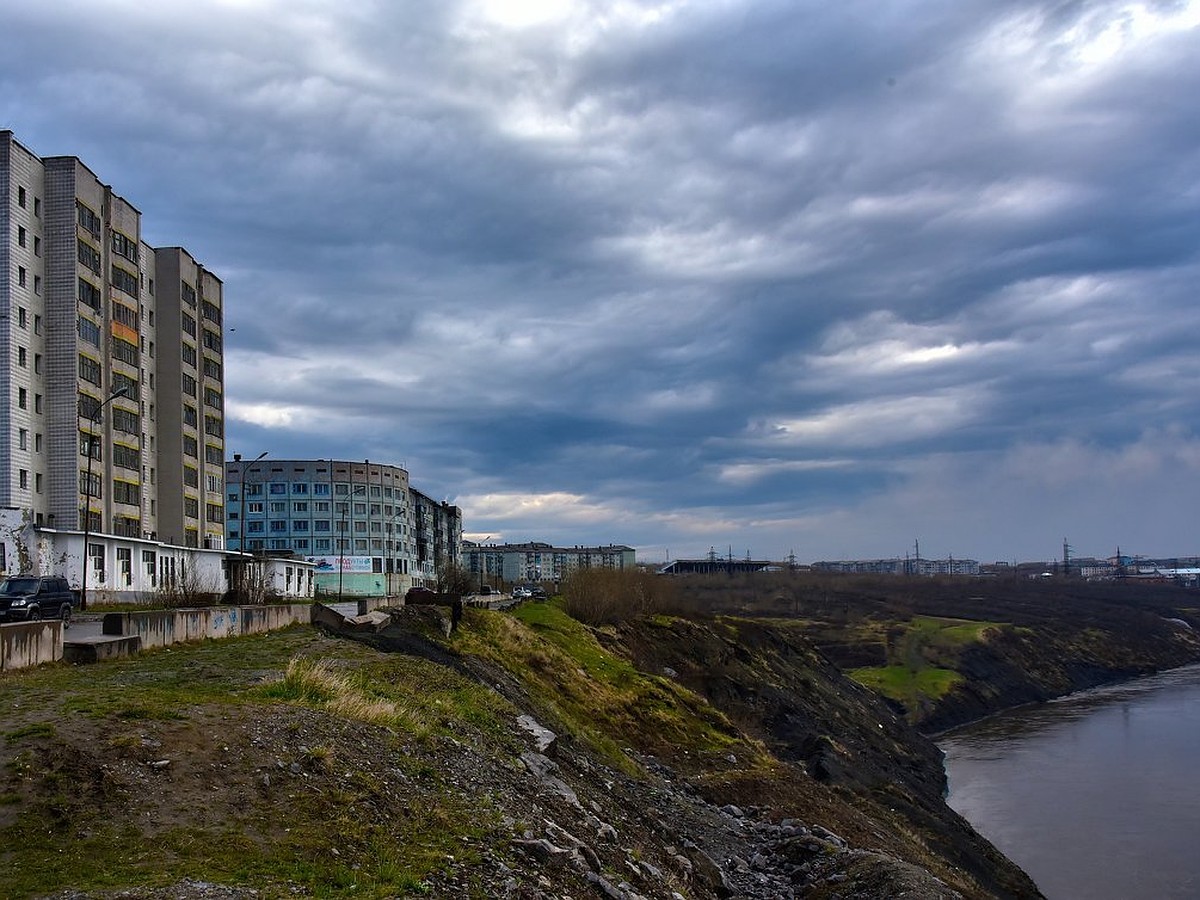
[224,457,461,597]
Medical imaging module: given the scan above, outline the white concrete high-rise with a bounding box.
[0,131,225,570]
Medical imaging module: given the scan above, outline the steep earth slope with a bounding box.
[0,603,1040,899]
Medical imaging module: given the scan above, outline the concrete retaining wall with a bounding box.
[102,603,313,650]
[0,620,63,670]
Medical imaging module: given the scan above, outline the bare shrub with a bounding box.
[436,560,475,597]
[562,569,679,625]
[157,562,224,608]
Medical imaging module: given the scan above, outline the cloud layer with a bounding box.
[5,0,1199,562]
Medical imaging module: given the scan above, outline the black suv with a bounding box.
[0,576,76,624]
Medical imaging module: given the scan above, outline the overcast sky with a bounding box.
[4,0,1199,564]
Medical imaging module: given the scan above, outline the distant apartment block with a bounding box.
[462,541,636,585]
[224,458,462,596]
[812,557,980,576]
[0,131,226,599]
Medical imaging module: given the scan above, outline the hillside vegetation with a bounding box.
[668,572,1200,730]
[0,590,1046,899]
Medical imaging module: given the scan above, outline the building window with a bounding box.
[112,338,138,367]
[17,347,25,368]
[113,481,141,505]
[77,202,101,238]
[18,388,26,410]
[77,316,101,347]
[17,226,26,247]
[18,429,27,451]
[17,186,25,207]
[111,265,139,299]
[17,267,26,288]
[79,354,102,386]
[78,239,101,274]
[112,408,139,434]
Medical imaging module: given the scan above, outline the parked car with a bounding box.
[405,586,439,603]
[0,576,76,624]
[531,587,548,600]
[477,585,496,596]
[513,586,532,599]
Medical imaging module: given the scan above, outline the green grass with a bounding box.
[456,601,767,773]
[844,616,1003,717]
[849,665,963,702]
[0,626,509,898]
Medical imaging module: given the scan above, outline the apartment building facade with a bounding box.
[461,541,636,587]
[0,131,226,599]
[224,458,461,597]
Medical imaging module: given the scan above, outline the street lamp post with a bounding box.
[233,451,267,600]
[478,537,492,593]
[80,387,129,611]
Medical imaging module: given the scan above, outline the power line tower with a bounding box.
[1063,538,1073,578]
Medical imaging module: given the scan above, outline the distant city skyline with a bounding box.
[5,2,1199,562]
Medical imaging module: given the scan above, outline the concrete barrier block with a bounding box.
[63,634,142,664]
[0,620,63,670]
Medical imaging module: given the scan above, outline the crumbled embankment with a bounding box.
[1,601,1041,899]
[669,574,1200,732]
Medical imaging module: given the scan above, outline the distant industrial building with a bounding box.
[658,557,775,575]
[462,541,635,586]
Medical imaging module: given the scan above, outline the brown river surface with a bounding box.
[940,663,1200,899]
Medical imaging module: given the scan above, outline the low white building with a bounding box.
[0,507,313,606]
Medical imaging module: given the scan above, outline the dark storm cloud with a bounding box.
[3,0,1199,561]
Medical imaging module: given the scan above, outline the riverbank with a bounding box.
[667,572,1200,732]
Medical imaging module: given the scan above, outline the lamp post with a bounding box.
[338,482,366,601]
[80,387,129,611]
[233,451,267,600]
[478,536,492,593]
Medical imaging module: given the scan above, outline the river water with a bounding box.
[939,664,1200,899]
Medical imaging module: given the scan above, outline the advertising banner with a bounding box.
[307,555,374,573]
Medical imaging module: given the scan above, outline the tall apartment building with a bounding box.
[224,458,461,596]
[0,131,225,558]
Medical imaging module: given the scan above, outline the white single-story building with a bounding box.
[0,507,314,607]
